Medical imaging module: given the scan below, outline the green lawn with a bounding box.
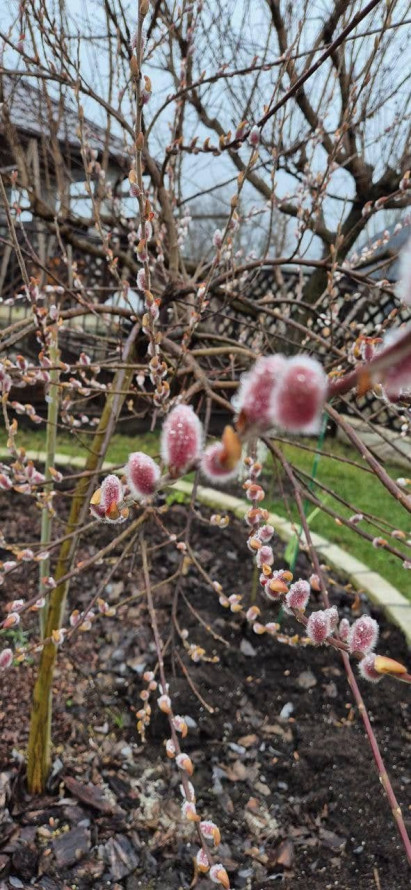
[3,428,410,598]
[263,438,411,599]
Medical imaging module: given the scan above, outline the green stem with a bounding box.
[26,327,138,793]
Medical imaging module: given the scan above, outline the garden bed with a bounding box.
[0,491,410,889]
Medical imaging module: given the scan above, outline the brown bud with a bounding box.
[130,55,139,78]
[136,131,145,151]
[90,487,101,506]
[140,0,150,17]
[373,655,407,676]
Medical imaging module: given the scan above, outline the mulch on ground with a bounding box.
[0,487,410,890]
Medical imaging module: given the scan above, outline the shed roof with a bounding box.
[1,75,130,173]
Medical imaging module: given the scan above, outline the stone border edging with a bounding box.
[1,448,410,645]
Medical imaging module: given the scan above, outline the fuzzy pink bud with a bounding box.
[397,236,411,306]
[348,615,379,655]
[236,355,287,431]
[379,326,411,400]
[137,268,147,291]
[213,229,223,249]
[306,609,331,645]
[210,864,230,888]
[0,648,13,670]
[358,653,382,683]
[176,752,194,775]
[270,356,328,434]
[201,442,239,483]
[100,474,123,511]
[339,618,350,641]
[3,612,20,629]
[196,849,210,872]
[258,524,275,543]
[256,545,274,567]
[173,715,188,737]
[161,404,203,473]
[325,605,339,631]
[248,125,260,147]
[126,451,160,499]
[0,474,12,490]
[157,693,172,714]
[200,820,221,846]
[284,579,310,613]
[181,800,199,821]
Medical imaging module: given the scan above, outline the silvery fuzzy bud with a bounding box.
[325,605,339,631]
[212,228,223,249]
[256,545,274,567]
[181,799,199,821]
[100,474,123,511]
[157,693,172,713]
[358,653,382,683]
[348,615,379,655]
[201,442,239,483]
[284,579,310,613]
[0,648,13,670]
[137,268,147,291]
[176,752,194,775]
[196,848,210,872]
[339,618,350,641]
[173,714,188,736]
[248,125,260,147]
[200,820,221,845]
[210,863,230,888]
[306,609,331,645]
[258,524,275,543]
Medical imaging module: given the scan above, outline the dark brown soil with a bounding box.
[0,488,410,890]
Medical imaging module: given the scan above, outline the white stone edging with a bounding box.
[172,480,411,646]
[1,448,410,645]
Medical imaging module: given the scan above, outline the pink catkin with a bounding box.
[284,579,310,613]
[348,615,379,655]
[256,545,274,567]
[201,442,239,483]
[270,356,328,434]
[379,326,411,402]
[306,609,331,644]
[0,648,13,670]
[126,452,160,499]
[100,474,123,510]
[235,355,287,430]
[397,236,411,306]
[358,653,382,683]
[161,405,203,473]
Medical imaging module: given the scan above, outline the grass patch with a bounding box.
[264,438,411,599]
[4,428,411,598]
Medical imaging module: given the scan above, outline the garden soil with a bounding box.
[0,490,410,889]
